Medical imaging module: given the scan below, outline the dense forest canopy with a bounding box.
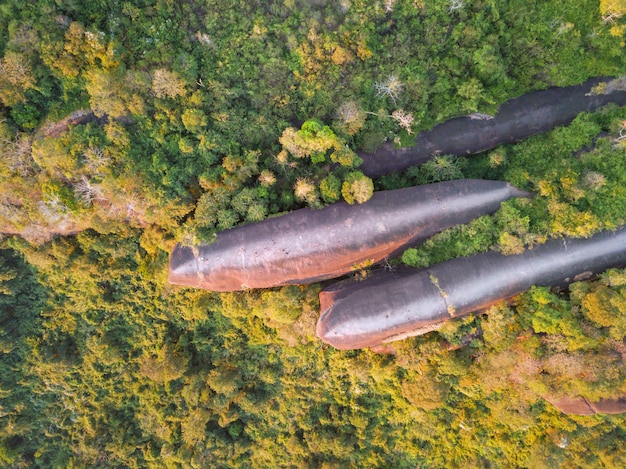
[1,0,626,467]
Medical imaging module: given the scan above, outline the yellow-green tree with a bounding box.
[0,52,36,106]
[341,171,374,204]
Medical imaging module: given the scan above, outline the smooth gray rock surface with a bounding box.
[359,77,626,178]
[169,180,527,291]
[317,227,626,349]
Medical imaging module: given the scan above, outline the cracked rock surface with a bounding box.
[317,227,626,350]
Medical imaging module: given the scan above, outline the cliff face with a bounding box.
[169,180,528,291]
[317,227,626,350]
[359,77,626,178]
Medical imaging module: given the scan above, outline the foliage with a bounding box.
[341,171,375,205]
[1,0,626,467]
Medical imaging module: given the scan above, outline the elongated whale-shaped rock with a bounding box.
[359,77,626,178]
[317,227,626,350]
[169,180,528,291]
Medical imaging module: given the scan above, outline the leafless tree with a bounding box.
[449,0,464,13]
[391,110,415,134]
[374,75,403,103]
[195,31,213,47]
[73,176,103,207]
[38,193,70,224]
[82,145,110,176]
[2,133,35,176]
[384,0,397,12]
[602,11,622,24]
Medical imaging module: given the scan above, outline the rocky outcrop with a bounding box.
[359,77,626,178]
[35,109,100,139]
[544,395,626,415]
[317,227,626,350]
[169,180,528,291]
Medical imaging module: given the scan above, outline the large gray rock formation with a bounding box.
[359,77,626,178]
[317,227,626,350]
[169,180,527,291]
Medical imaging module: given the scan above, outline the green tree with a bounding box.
[279,119,339,162]
[319,174,342,203]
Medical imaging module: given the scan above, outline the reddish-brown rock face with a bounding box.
[544,395,626,415]
[317,227,626,350]
[169,180,528,291]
